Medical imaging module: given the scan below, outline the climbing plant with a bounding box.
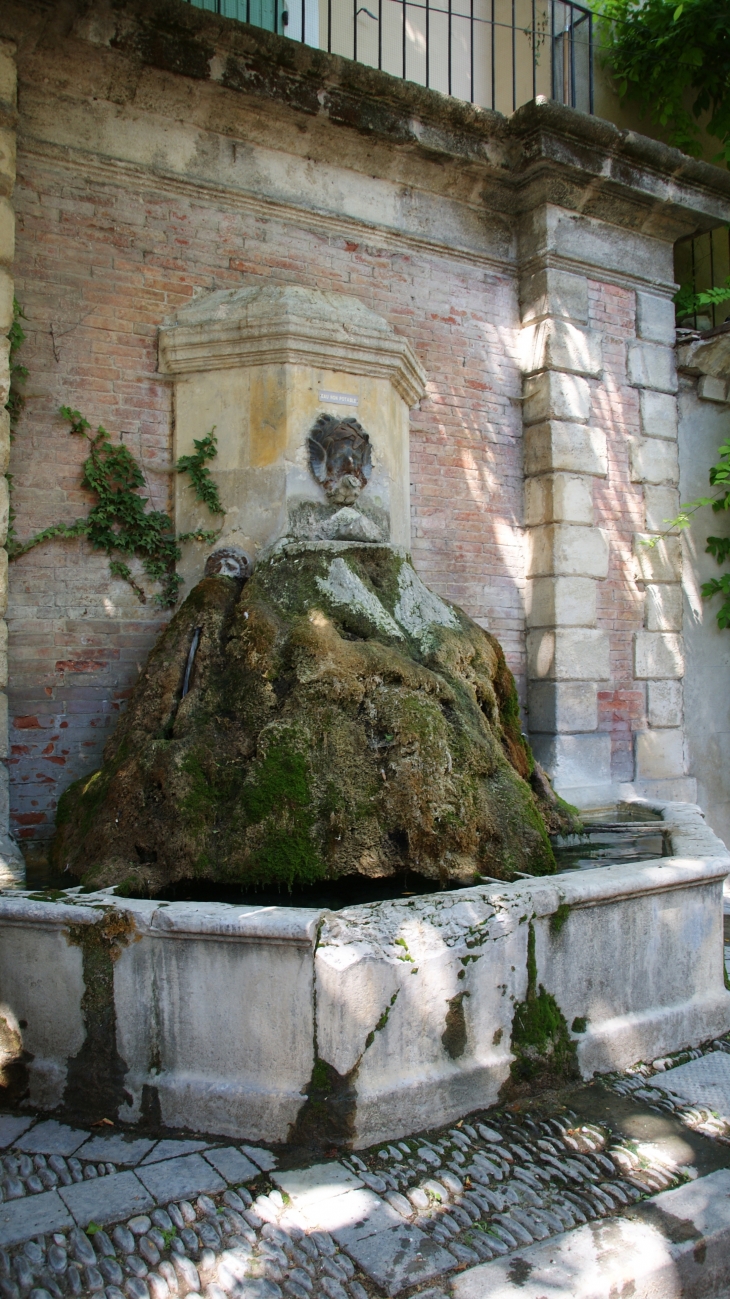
[674,273,730,323]
[5,297,27,435]
[8,406,224,608]
[595,0,730,164]
[646,436,730,630]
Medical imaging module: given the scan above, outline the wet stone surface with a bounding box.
[4,1036,730,1298]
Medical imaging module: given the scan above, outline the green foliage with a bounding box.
[9,406,222,608]
[176,430,225,515]
[595,0,730,164]
[674,273,730,321]
[643,436,730,629]
[5,297,27,435]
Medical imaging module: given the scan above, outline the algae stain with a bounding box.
[64,910,134,1121]
[442,991,469,1059]
[550,901,571,936]
[509,921,578,1085]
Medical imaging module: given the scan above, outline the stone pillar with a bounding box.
[629,292,692,799]
[0,38,21,882]
[518,260,612,808]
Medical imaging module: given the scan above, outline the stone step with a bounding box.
[451,1168,730,1299]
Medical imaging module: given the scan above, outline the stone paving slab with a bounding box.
[652,1049,730,1115]
[242,1144,278,1172]
[451,1169,730,1299]
[0,1115,33,1148]
[136,1151,226,1201]
[15,1119,89,1155]
[139,1138,212,1164]
[0,1189,73,1246]
[73,1133,157,1165]
[204,1145,260,1184]
[340,1221,455,1296]
[305,1188,401,1236]
[273,1162,363,1210]
[58,1170,154,1227]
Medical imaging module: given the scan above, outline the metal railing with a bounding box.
[675,227,730,331]
[186,0,594,115]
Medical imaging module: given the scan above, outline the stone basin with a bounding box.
[0,799,729,1150]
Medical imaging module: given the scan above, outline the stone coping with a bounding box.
[1,798,726,937]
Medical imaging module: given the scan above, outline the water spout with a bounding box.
[182,627,202,698]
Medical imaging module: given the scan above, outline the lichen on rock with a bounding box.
[51,543,565,894]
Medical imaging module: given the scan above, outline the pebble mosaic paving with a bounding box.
[4,1033,730,1299]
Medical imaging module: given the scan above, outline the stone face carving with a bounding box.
[309,415,372,506]
[204,547,253,583]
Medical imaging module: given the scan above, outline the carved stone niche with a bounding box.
[158,285,426,587]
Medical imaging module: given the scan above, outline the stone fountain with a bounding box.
[1,288,728,1149]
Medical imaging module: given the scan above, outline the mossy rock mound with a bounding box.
[52,544,562,894]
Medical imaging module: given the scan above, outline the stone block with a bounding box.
[0,1191,72,1248]
[633,534,682,583]
[524,473,593,526]
[645,583,682,632]
[0,198,14,266]
[647,680,683,728]
[0,128,15,200]
[523,369,591,425]
[640,388,678,440]
[59,1172,154,1230]
[529,732,612,788]
[698,375,729,404]
[635,728,685,780]
[0,268,12,334]
[0,479,9,551]
[630,437,679,485]
[520,319,602,378]
[519,267,589,325]
[635,292,676,346]
[203,1146,259,1184]
[627,341,678,393]
[17,1120,89,1155]
[644,485,679,534]
[524,421,608,477]
[0,693,8,760]
[528,681,598,733]
[136,1154,226,1202]
[0,619,7,690]
[634,631,684,679]
[0,338,9,408]
[526,523,609,579]
[527,627,611,681]
[0,408,10,476]
[0,40,17,110]
[526,575,597,628]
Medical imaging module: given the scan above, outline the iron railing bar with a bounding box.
[470,0,474,102]
[426,0,430,86]
[448,0,452,95]
[550,0,555,100]
[531,0,536,101]
[511,0,516,112]
[491,0,496,109]
[378,0,383,67]
[402,0,406,80]
[354,0,358,60]
[301,0,305,39]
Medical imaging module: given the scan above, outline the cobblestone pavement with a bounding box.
[4,1035,730,1299]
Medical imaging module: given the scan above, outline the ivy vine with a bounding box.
[4,305,226,606]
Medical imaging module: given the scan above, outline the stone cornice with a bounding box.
[158,284,428,406]
[5,0,730,242]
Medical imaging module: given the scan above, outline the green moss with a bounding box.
[510,922,578,1084]
[572,1016,588,1034]
[310,1058,331,1091]
[550,902,571,936]
[242,740,311,823]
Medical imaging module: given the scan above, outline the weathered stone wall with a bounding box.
[2,0,730,851]
[677,335,730,848]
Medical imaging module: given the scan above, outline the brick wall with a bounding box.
[8,152,526,855]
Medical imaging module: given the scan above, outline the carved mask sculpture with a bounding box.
[204,547,253,584]
[308,415,372,506]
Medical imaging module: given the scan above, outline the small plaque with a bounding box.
[318,390,359,407]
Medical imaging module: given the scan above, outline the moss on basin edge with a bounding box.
[51,544,567,893]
